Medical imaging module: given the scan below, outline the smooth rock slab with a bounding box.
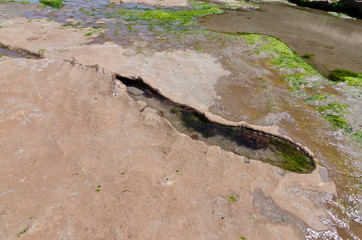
[0,58,335,239]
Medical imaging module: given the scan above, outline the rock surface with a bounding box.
[0,5,337,240]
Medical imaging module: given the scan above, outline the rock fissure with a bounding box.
[0,42,43,59]
[114,74,316,173]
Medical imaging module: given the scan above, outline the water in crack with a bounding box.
[117,75,316,173]
[0,47,25,58]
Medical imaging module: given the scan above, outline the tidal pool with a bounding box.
[200,2,362,75]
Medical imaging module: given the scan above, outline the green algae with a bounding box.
[16,226,29,238]
[239,34,320,94]
[105,2,223,28]
[320,114,352,132]
[39,0,64,8]
[305,93,328,103]
[329,69,362,88]
[238,33,360,139]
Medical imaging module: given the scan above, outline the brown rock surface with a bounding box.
[0,13,336,240]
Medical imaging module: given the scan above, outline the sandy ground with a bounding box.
[0,4,337,240]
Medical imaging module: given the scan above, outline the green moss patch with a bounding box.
[316,102,353,133]
[239,34,360,140]
[104,2,223,32]
[39,0,63,8]
[270,136,315,173]
[239,34,320,94]
[321,114,352,132]
[329,69,362,88]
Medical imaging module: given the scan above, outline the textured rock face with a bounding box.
[0,11,336,240]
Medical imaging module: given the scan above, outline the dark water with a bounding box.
[117,75,316,173]
[0,47,25,58]
[200,2,362,75]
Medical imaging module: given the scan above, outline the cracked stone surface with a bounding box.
[0,6,337,240]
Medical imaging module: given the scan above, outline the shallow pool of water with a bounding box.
[200,2,362,75]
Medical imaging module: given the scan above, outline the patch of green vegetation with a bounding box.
[182,112,205,130]
[317,102,349,114]
[238,33,262,45]
[17,226,29,238]
[83,28,103,37]
[305,93,328,103]
[103,2,222,35]
[240,34,320,94]
[302,53,314,59]
[116,3,222,25]
[329,69,362,88]
[170,107,180,114]
[320,113,352,133]
[95,185,102,192]
[271,137,315,173]
[316,102,353,133]
[278,151,314,173]
[39,0,64,8]
[351,131,362,143]
[239,236,248,240]
[228,195,237,202]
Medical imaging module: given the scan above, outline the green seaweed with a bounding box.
[94,185,102,192]
[351,131,362,143]
[228,195,237,202]
[318,102,349,114]
[17,226,29,238]
[39,0,64,8]
[302,53,314,59]
[182,112,205,130]
[305,93,328,103]
[240,34,320,94]
[321,114,352,132]
[271,137,315,173]
[329,69,362,88]
[317,102,353,132]
[170,107,180,114]
[103,1,223,34]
